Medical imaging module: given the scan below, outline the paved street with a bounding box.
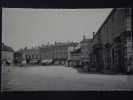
[2,65,133,91]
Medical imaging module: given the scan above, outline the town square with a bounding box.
[1,8,133,91]
[2,65,133,91]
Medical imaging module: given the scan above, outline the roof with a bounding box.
[70,48,81,53]
[40,42,78,48]
[91,9,116,42]
[41,45,54,49]
[26,48,40,51]
[80,39,91,43]
[2,44,14,52]
[55,42,78,47]
[14,49,23,53]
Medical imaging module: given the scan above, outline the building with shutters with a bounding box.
[24,46,41,64]
[2,43,14,66]
[70,48,81,67]
[14,49,24,65]
[80,36,92,68]
[40,42,78,66]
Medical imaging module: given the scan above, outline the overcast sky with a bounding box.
[2,8,112,51]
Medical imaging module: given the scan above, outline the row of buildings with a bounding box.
[13,42,79,66]
[2,8,132,72]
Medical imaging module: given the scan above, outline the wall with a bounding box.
[2,51,14,61]
[81,42,90,59]
[91,8,132,71]
[68,46,75,60]
[25,49,41,60]
[70,53,81,61]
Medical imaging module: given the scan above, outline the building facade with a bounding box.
[70,48,81,67]
[2,43,14,66]
[80,36,92,68]
[54,42,77,66]
[40,43,54,60]
[14,49,24,64]
[40,42,78,66]
[91,8,132,72]
[24,46,41,64]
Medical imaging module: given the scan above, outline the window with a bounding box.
[32,55,34,59]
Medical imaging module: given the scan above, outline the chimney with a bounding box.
[93,32,95,37]
[68,40,69,43]
[35,46,36,49]
[47,42,49,45]
[42,44,43,47]
[55,42,57,45]
[83,35,85,39]
[24,47,27,50]
[32,47,33,49]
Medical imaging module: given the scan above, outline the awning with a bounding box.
[41,60,53,63]
[7,60,12,63]
[22,60,26,64]
[30,60,38,63]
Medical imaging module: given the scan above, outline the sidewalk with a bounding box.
[101,69,124,75]
[76,67,124,75]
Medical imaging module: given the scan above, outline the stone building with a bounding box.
[70,48,81,67]
[91,8,132,72]
[40,42,78,66]
[54,42,77,66]
[2,43,14,66]
[24,46,41,64]
[40,43,54,60]
[14,49,24,64]
[80,36,92,68]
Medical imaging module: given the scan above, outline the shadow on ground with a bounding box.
[74,67,124,75]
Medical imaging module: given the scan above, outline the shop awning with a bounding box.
[30,60,38,63]
[41,60,53,63]
[22,60,26,64]
[7,60,12,63]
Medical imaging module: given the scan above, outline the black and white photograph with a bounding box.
[1,8,133,91]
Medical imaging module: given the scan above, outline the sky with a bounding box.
[2,8,112,51]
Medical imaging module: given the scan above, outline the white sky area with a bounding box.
[2,8,112,51]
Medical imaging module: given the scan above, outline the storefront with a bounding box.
[53,58,67,65]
